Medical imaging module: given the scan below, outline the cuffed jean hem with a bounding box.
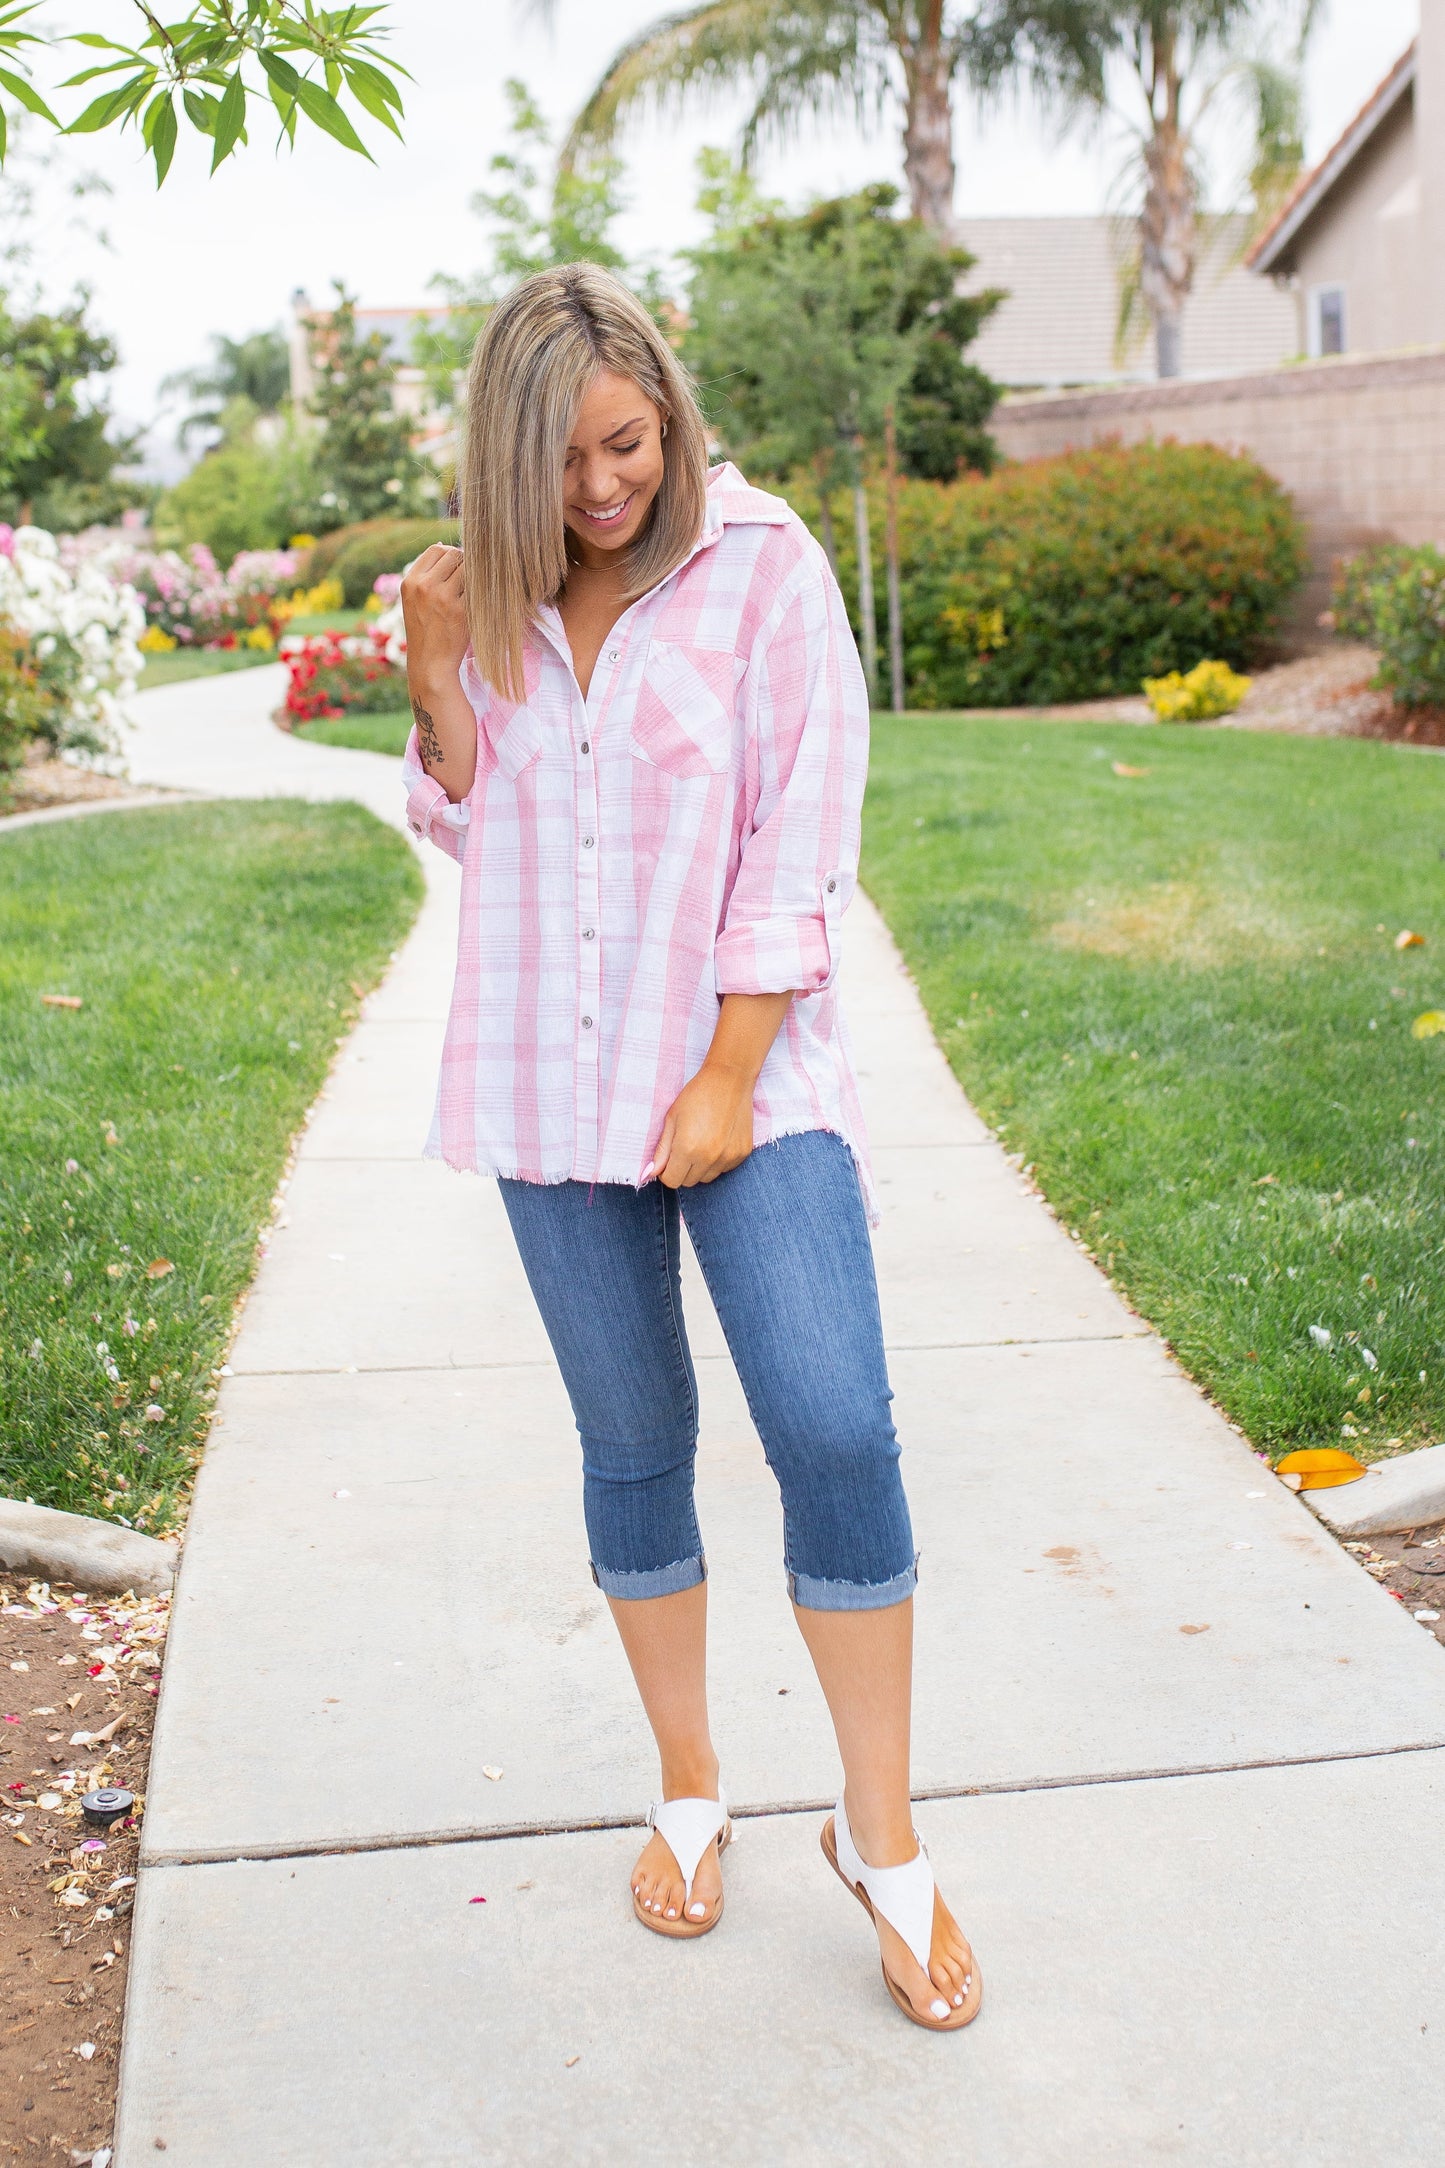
[787,1555,918,1613]
[590,1552,707,1601]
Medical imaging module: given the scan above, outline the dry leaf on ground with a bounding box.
[40,994,83,1010]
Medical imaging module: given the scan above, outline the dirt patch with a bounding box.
[1,748,134,820]
[0,1576,169,2167]
[1049,879,1301,970]
[1338,1520,1445,1650]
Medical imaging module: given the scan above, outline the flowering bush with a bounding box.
[0,524,143,768]
[280,627,404,724]
[1331,544,1445,708]
[57,530,316,648]
[793,442,1306,706]
[1143,658,1252,721]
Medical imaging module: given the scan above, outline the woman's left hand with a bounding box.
[652,1061,755,1188]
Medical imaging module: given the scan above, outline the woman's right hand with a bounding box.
[401,544,469,694]
[399,545,479,801]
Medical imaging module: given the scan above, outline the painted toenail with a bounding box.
[688,1902,706,1918]
[666,1908,677,1918]
[953,1994,963,2007]
[930,1999,950,2020]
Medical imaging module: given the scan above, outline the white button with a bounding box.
[581,1015,594,1029]
[582,927,596,941]
[604,648,620,663]
[582,836,595,849]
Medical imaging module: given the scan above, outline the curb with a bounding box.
[0,1497,177,1595]
[1303,1441,1445,1537]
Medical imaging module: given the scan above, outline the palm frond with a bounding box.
[559,0,877,169]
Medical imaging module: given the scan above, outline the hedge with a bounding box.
[306,517,458,605]
[792,442,1307,708]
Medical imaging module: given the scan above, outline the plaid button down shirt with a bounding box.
[403,464,876,1215]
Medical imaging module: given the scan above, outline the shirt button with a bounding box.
[604,648,619,663]
[825,877,838,893]
[581,1015,594,1029]
[582,836,595,849]
[580,740,590,755]
[582,927,596,940]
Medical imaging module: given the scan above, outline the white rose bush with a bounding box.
[0,523,145,793]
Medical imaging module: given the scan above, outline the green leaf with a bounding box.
[211,70,246,171]
[66,77,152,135]
[183,87,220,134]
[258,50,301,97]
[290,77,369,158]
[150,95,178,184]
[0,64,56,125]
[342,60,402,136]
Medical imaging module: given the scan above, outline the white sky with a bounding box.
[11,0,1424,476]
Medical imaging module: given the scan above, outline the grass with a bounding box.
[296,707,412,756]
[138,647,274,690]
[862,717,1445,1459]
[0,801,423,1531]
[136,611,367,691]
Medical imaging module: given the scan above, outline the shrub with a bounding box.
[793,441,1306,707]
[1143,658,1252,721]
[280,629,404,724]
[1331,543,1445,708]
[327,518,458,606]
[0,525,143,764]
[1330,543,1420,643]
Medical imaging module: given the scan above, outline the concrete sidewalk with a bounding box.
[113,672,1445,2164]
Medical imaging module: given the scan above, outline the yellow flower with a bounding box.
[244,624,275,650]
[288,533,317,550]
[138,625,178,653]
[1143,659,1251,722]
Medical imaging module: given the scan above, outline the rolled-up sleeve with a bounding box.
[401,728,472,863]
[713,551,869,997]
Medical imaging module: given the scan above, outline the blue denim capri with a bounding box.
[498,1129,916,1612]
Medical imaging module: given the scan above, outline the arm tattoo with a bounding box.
[412,695,444,766]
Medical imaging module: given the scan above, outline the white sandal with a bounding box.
[632,1788,731,1939]
[822,1796,982,2030]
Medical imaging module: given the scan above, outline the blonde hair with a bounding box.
[460,263,710,699]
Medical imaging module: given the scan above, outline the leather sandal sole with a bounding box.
[821,1816,983,2032]
[632,1821,731,1940]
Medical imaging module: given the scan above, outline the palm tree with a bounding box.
[970,2,1318,378]
[543,3,981,237]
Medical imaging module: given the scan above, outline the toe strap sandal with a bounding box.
[822,1796,983,2031]
[633,1788,731,1940]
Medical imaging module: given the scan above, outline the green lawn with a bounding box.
[297,707,412,756]
[0,802,423,1531]
[138,647,275,690]
[137,612,367,690]
[863,717,1445,1459]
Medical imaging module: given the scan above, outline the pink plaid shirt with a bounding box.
[402,463,875,1214]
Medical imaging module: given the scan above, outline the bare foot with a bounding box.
[872,1880,976,2022]
[631,1824,725,1926]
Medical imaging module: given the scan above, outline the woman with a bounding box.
[401,263,980,2031]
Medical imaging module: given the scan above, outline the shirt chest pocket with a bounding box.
[630,644,739,780]
[480,697,543,781]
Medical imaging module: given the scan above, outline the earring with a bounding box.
[660,420,668,439]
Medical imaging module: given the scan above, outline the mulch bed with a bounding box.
[1339,1519,1445,1650]
[0,1578,168,2168]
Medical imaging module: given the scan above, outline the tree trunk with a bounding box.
[899,7,955,236]
[883,406,905,712]
[813,450,840,580]
[1140,118,1194,381]
[852,473,878,705]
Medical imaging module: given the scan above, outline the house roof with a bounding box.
[954,216,1298,387]
[1247,43,1417,274]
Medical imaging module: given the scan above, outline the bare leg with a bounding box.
[793,1598,974,2016]
[607,1583,724,1923]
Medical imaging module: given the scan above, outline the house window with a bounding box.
[1309,285,1347,358]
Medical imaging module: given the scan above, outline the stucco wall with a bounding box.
[993,350,1445,644]
[1279,93,1422,357]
